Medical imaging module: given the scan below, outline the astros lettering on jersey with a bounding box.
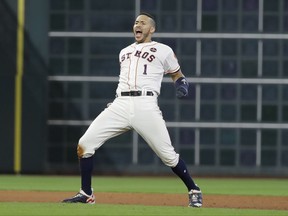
[117,41,180,96]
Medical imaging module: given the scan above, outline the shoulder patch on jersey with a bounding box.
[150,47,157,52]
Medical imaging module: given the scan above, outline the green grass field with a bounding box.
[0,175,287,216]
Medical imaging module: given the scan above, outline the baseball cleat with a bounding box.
[188,189,202,207]
[62,189,95,204]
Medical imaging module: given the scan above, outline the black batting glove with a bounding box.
[174,77,189,98]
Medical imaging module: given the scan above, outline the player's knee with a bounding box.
[78,137,90,158]
[161,153,179,167]
[162,156,179,167]
[77,144,84,159]
[77,143,95,159]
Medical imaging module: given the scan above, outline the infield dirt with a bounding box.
[0,191,287,210]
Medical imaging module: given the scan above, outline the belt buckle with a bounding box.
[136,91,142,96]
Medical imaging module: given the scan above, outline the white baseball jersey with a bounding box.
[116,41,180,95]
[79,41,180,168]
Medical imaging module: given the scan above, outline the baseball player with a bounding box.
[62,12,202,207]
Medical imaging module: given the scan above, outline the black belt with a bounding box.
[120,91,154,96]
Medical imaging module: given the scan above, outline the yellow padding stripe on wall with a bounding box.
[14,0,25,174]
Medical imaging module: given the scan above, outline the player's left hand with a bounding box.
[174,77,189,98]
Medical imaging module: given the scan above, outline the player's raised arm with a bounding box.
[170,70,189,99]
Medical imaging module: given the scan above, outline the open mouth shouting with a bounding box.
[134,29,143,40]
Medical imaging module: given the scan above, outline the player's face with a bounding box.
[133,15,155,43]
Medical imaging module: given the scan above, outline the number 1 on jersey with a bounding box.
[143,64,147,75]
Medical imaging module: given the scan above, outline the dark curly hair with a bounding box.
[138,12,156,27]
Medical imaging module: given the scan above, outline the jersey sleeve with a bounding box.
[163,49,180,75]
[119,49,124,63]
